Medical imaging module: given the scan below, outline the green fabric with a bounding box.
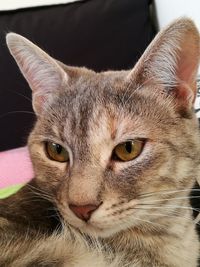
[0,184,24,199]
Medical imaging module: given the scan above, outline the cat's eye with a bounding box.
[45,142,69,162]
[112,140,144,162]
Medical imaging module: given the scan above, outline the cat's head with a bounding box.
[6,18,200,238]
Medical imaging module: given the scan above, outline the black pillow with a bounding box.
[0,0,155,151]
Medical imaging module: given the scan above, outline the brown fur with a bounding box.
[0,18,200,266]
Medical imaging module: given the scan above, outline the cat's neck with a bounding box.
[103,212,195,265]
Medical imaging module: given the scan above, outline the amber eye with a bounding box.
[113,140,144,162]
[45,142,69,162]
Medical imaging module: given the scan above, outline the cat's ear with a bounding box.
[6,33,68,115]
[128,18,200,109]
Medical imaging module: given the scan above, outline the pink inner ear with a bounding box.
[176,83,194,105]
[6,33,68,116]
[177,35,199,95]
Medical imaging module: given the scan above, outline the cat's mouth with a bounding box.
[59,209,135,238]
[57,207,121,237]
[69,219,119,238]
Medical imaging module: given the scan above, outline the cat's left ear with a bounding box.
[128,18,200,109]
[6,33,68,115]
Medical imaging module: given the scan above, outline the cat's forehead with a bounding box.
[66,69,129,97]
[41,69,175,146]
[51,69,129,121]
[57,70,174,122]
[59,69,145,111]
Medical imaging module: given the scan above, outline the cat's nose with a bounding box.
[69,204,100,221]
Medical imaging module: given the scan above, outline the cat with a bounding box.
[0,17,200,267]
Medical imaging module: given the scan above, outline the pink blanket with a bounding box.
[0,147,34,189]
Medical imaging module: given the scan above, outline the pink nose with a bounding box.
[69,204,99,221]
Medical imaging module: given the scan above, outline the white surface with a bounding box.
[0,0,81,10]
[154,0,200,31]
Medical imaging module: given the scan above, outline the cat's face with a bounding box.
[7,18,200,238]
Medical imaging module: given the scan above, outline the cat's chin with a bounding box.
[67,220,121,238]
[82,224,120,238]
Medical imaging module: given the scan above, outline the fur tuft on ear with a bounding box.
[6,33,68,115]
[128,18,200,109]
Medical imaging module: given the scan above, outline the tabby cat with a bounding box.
[0,18,200,267]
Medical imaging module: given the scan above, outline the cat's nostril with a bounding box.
[69,204,100,221]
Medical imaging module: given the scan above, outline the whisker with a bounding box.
[8,89,32,103]
[26,184,54,203]
[136,204,200,213]
[139,195,200,203]
[26,183,51,195]
[130,215,164,228]
[101,206,165,229]
[0,110,35,119]
[194,213,200,224]
[138,212,200,225]
[100,212,164,230]
[16,191,54,203]
[27,188,53,201]
[138,188,200,199]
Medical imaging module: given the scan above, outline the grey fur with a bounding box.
[0,18,200,266]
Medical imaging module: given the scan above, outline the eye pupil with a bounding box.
[125,142,132,153]
[55,144,62,154]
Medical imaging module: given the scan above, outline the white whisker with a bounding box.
[9,89,32,103]
[0,110,35,119]
[136,204,200,213]
[138,188,200,199]
[130,215,164,228]
[139,195,200,204]
[139,212,199,225]
[26,184,54,203]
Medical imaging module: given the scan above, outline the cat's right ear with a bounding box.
[127,18,200,111]
[6,33,68,115]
